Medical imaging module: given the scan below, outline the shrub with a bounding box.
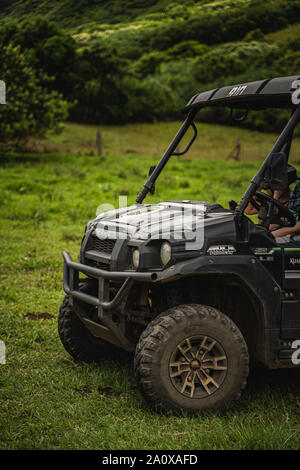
[122,76,177,122]
[131,51,169,77]
[244,28,265,41]
[0,44,68,147]
[166,41,209,59]
[193,41,279,84]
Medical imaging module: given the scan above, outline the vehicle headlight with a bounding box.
[132,249,140,269]
[160,242,171,266]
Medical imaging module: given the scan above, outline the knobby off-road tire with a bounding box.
[134,304,249,413]
[58,279,116,363]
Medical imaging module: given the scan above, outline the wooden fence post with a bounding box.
[96,130,102,156]
[226,137,241,161]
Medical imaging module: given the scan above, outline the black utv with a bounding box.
[59,76,300,413]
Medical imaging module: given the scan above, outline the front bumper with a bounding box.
[62,250,157,315]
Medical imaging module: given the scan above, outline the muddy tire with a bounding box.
[58,279,116,363]
[134,304,249,413]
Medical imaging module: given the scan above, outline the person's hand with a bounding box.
[244,202,258,215]
[272,221,300,238]
[272,228,290,238]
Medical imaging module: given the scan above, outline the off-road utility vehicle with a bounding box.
[59,76,300,413]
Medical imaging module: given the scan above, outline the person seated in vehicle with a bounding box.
[271,183,300,240]
[245,180,300,242]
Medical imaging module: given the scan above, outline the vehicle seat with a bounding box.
[276,233,300,246]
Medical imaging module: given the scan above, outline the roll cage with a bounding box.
[136,75,300,238]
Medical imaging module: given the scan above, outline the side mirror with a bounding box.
[229,200,237,211]
[262,152,287,190]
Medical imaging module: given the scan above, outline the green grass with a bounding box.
[266,23,300,43]
[1,121,300,450]
[40,120,300,162]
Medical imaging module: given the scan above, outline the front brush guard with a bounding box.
[62,251,157,317]
[62,251,158,351]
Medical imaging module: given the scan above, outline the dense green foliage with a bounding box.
[1,0,300,133]
[0,19,129,124]
[0,43,68,146]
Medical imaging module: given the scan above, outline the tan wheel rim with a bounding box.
[169,335,228,399]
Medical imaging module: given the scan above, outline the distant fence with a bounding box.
[96,130,102,156]
[227,138,241,161]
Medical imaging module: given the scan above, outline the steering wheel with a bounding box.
[250,191,296,228]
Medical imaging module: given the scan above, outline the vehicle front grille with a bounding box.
[89,235,116,254]
[85,258,111,271]
[84,234,117,271]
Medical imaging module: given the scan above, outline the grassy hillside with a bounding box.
[0,0,162,27]
[0,1,266,30]
[1,0,300,132]
[39,120,300,163]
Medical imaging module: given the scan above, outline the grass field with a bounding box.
[1,121,300,450]
[39,120,300,162]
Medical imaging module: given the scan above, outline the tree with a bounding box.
[0,44,68,147]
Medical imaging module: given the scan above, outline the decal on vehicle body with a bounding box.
[251,248,275,262]
[251,248,275,255]
[258,255,274,262]
[207,245,236,255]
[227,85,247,97]
[285,270,300,279]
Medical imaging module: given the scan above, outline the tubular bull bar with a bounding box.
[62,251,157,316]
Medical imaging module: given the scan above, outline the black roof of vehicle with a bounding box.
[184,75,300,111]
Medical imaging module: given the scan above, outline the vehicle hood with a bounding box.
[90,201,234,242]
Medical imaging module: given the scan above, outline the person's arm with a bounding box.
[244,202,258,215]
[272,221,300,238]
[245,194,259,215]
[269,188,288,232]
[269,223,280,230]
